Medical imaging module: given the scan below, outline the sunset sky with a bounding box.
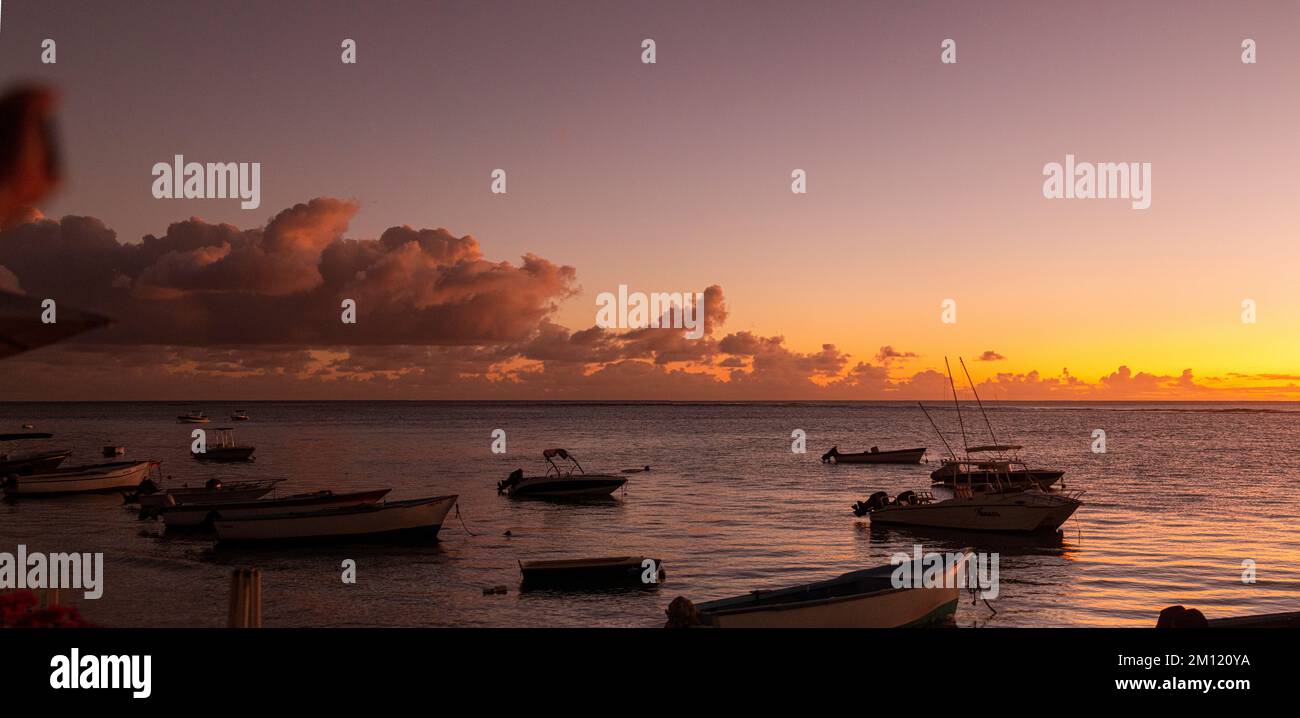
[2,1,1299,400]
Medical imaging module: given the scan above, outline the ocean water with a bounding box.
[1,401,1298,628]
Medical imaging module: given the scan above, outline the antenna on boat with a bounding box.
[917,402,956,460]
[959,356,999,448]
[944,356,969,453]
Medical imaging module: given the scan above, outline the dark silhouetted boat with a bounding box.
[520,556,664,589]
[214,494,458,544]
[822,446,926,464]
[498,449,627,499]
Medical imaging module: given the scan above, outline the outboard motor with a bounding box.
[135,476,160,496]
[821,447,839,464]
[896,490,917,506]
[497,468,524,495]
[204,478,223,490]
[851,490,891,517]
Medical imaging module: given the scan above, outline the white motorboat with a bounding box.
[666,550,973,628]
[214,494,458,544]
[854,485,1082,533]
[497,449,627,499]
[2,460,158,496]
[177,411,210,424]
[161,488,390,529]
[231,410,250,421]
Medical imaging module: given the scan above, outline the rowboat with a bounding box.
[192,427,255,462]
[1,460,157,496]
[133,478,284,511]
[854,486,1083,533]
[161,488,390,529]
[0,447,73,475]
[520,556,664,589]
[822,446,926,464]
[666,551,973,628]
[214,494,458,544]
[498,449,626,499]
[177,411,210,424]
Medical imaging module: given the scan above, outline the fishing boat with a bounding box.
[665,551,973,628]
[0,447,73,475]
[922,358,1066,491]
[231,410,250,421]
[497,449,627,499]
[520,556,664,589]
[177,411,210,424]
[192,427,255,462]
[213,494,458,544]
[851,358,1083,533]
[132,477,284,511]
[822,446,926,465]
[853,485,1082,532]
[1,460,158,496]
[929,447,1063,489]
[161,488,390,529]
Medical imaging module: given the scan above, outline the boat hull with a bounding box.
[192,446,256,461]
[0,448,72,475]
[214,495,458,544]
[520,556,664,589]
[825,448,926,465]
[136,481,280,510]
[508,476,626,499]
[162,489,390,529]
[868,493,1080,533]
[693,558,968,628]
[2,460,154,496]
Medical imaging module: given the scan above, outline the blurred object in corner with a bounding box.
[0,86,61,226]
[0,84,109,358]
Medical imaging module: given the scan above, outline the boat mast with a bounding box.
[917,402,956,460]
[959,356,999,448]
[944,356,969,453]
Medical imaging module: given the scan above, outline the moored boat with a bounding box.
[132,477,284,511]
[177,411,210,424]
[192,427,255,462]
[214,494,458,544]
[498,449,627,499]
[822,446,926,465]
[853,486,1082,533]
[0,447,73,475]
[520,556,664,589]
[231,410,250,421]
[666,551,973,628]
[929,447,1063,490]
[161,488,390,529]
[2,460,158,496]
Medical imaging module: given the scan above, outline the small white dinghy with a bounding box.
[2,460,158,496]
[666,550,973,628]
[214,494,459,544]
[162,488,391,529]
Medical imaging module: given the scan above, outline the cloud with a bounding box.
[3,202,1300,401]
[875,345,919,362]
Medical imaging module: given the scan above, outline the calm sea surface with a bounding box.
[2,401,1298,627]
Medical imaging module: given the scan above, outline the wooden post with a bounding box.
[227,568,262,628]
